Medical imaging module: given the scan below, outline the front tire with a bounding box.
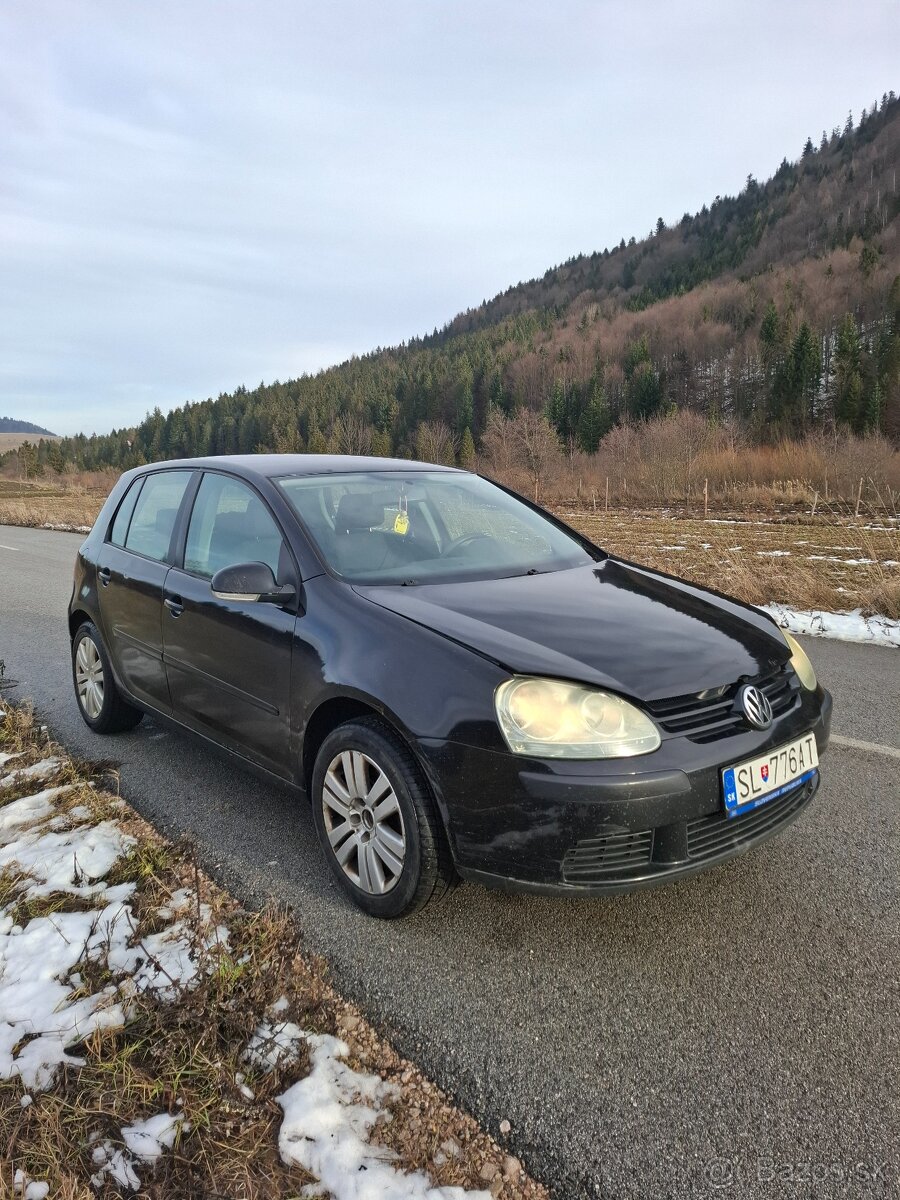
[71,622,144,734]
[311,717,454,917]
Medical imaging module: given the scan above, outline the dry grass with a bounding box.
[2,471,897,618]
[557,505,900,618]
[0,704,547,1200]
[0,480,107,530]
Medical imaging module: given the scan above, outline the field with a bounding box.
[0,478,108,532]
[557,507,900,619]
[0,433,60,454]
[0,478,898,618]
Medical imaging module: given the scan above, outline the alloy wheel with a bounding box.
[75,636,105,720]
[321,750,406,894]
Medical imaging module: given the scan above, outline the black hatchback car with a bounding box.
[69,455,832,916]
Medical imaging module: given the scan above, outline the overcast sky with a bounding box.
[2,2,897,437]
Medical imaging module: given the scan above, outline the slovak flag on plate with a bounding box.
[761,764,769,782]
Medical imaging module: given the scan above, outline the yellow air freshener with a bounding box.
[393,511,410,535]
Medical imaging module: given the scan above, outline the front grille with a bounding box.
[686,775,815,862]
[562,828,654,884]
[645,664,798,743]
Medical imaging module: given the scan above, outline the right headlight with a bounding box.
[494,676,661,759]
[783,631,817,691]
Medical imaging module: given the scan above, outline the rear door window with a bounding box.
[124,471,193,563]
[184,473,286,581]
[109,478,143,547]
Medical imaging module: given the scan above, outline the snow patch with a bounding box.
[0,760,229,1090]
[40,522,92,534]
[762,605,900,648]
[12,1169,49,1200]
[122,1110,190,1161]
[277,1033,491,1200]
[90,1112,189,1190]
[806,554,878,566]
[246,1017,307,1072]
[1,757,62,788]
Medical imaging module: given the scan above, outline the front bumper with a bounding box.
[418,686,832,896]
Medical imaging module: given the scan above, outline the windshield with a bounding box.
[275,470,598,585]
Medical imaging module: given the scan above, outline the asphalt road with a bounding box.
[1,524,898,1200]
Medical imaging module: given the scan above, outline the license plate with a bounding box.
[722,732,819,818]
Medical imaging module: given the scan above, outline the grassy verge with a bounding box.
[0,702,546,1200]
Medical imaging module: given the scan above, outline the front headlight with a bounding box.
[495,677,661,759]
[783,631,817,691]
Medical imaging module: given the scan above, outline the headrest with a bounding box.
[212,502,273,540]
[154,506,177,532]
[335,493,385,532]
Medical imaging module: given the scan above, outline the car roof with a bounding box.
[134,454,464,480]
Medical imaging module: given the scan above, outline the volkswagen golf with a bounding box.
[69,455,832,917]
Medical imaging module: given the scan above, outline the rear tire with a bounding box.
[72,621,144,734]
[311,716,454,917]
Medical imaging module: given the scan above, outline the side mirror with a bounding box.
[210,561,296,604]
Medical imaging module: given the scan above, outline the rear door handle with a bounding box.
[98,567,111,587]
[164,595,184,617]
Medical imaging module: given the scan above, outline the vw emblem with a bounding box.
[739,684,773,730]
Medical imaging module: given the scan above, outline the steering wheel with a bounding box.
[443,532,495,557]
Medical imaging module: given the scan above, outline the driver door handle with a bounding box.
[98,567,111,587]
[164,594,184,617]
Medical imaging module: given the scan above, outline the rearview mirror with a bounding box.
[210,561,296,604]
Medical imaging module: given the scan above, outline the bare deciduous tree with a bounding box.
[415,420,457,466]
[481,410,562,500]
[330,412,374,456]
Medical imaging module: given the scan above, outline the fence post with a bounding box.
[811,491,818,518]
[855,476,863,518]
[703,478,708,518]
[591,488,596,512]
[605,476,609,512]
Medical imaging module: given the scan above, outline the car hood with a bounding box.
[354,558,790,702]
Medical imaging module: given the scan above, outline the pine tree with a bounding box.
[863,380,883,431]
[788,322,821,430]
[47,442,66,474]
[371,428,392,457]
[832,313,862,427]
[576,373,612,452]
[458,426,476,470]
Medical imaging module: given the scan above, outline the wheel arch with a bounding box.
[301,695,401,793]
[69,608,94,640]
[300,693,449,825]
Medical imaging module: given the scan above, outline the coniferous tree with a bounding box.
[832,313,863,427]
[576,373,611,452]
[458,426,476,470]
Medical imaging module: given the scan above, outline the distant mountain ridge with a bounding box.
[0,416,56,436]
